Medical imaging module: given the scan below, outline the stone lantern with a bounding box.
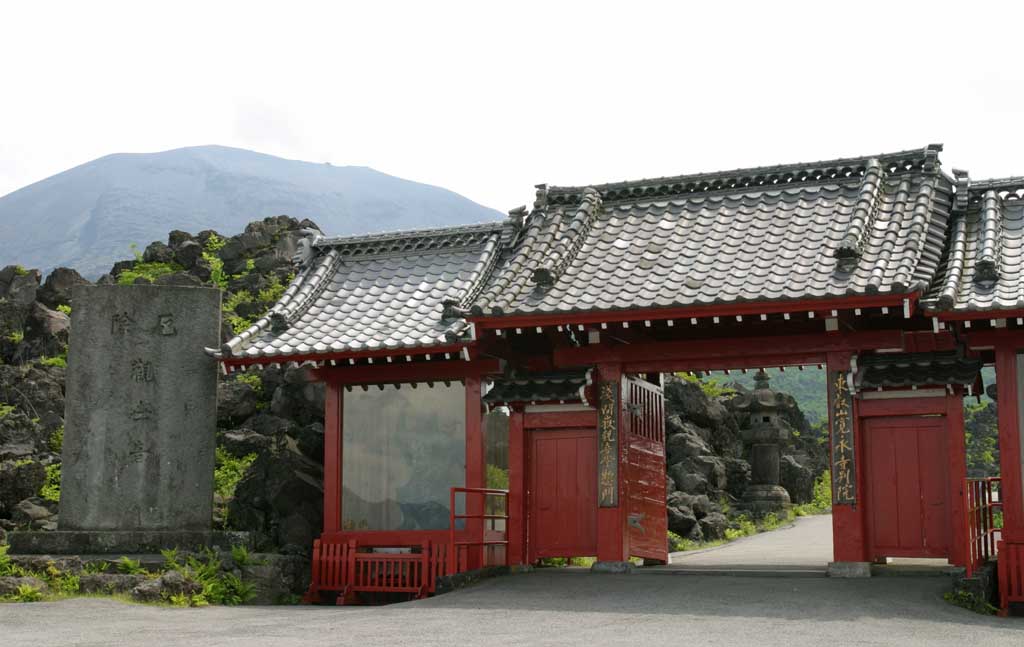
[732,371,792,515]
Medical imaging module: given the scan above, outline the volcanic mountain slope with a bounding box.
[0,145,502,277]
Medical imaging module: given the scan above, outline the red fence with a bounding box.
[964,477,1002,577]
[998,540,1024,615]
[306,487,508,604]
[449,487,509,574]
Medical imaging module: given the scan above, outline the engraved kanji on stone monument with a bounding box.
[59,285,221,532]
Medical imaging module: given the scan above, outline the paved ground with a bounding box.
[1,570,1021,646]
[664,513,833,573]
[3,517,1021,646]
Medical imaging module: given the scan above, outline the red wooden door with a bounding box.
[864,416,951,559]
[626,378,668,563]
[528,428,598,560]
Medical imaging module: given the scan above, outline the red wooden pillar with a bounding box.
[507,407,526,566]
[995,344,1024,537]
[828,351,869,563]
[596,363,629,563]
[323,379,343,535]
[465,375,485,569]
[946,387,968,567]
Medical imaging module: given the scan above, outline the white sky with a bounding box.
[2,0,1023,213]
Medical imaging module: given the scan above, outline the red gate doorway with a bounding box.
[528,427,598,561]
[863,416,951,560]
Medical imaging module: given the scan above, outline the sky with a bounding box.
[2,0,1023,214]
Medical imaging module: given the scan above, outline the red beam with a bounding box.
[472,294,914,330]
[964,328,1024,348]
[312,359,501,384]
[931,309,1024,322]
[624,353,829,373]
[553,330,904,368]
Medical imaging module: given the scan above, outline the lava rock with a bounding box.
[37,268,89,309]
[217,380,259,426]
[220,430,273,458]
[699,512,729,541]
[0,460,46,516]
[229,447,323,553]
[780,454,815,504]
[142,241,175,264]
[79,573,148,594]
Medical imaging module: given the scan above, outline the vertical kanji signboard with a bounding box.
[597,379,619,507]
[829,370,856,505]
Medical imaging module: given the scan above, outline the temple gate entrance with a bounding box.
[863,416,952,560]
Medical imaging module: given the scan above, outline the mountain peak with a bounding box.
[0,147,502,278]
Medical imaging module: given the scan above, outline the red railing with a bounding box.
[448,487,509,575]
[965,477,1002,577]
[998,540,1024,615]
[305,487,509,603]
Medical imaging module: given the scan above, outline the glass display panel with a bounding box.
[342,382,465,530]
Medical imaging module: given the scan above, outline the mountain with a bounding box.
[0,145,504,278]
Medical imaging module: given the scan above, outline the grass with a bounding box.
[5,330,23,344]
[48,425,63,453]
[38,355,67,368]
[116,556,147,575]
[944,589,998,615]
[792,470,833,517]
[0,403,15,419]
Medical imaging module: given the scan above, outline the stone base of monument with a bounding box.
[7,530,252,555]
[739,484,792,516]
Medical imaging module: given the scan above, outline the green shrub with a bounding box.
[793,470,833,517]
[48,426,64,453]
[230,545,265,567]
[258,275,289,303]
[81,561,108,575]
[38,356,67,368]
[214,448,257,502]
[56,304,72,316]
[116,261,181,285]
[677,372,736,398]
[10,584,44,602]
[116,556,146,575]
[203,234,228,289]
[944,589,998,615]
[5,330,23,344]
[234,372,263,395]
[206,572,256,606]
[40,463,61,503]
[160,548,181,571]
[0,545,28,577]
[0,403,15,419]
[725,514,757,541]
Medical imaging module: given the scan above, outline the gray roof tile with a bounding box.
[922,177,1024,315]
[477,146,951,317]
[219,222,515,360]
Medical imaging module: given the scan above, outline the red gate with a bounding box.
[625,377,668,563]
[863,416,951,559]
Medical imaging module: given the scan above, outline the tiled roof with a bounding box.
[483,371,591,405]
[216,222,515,360]
[474,145,952,317]
[854,350,981,389]
[922,175,1024,314]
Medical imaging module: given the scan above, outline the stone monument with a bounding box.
[732,371,792,515]
[10,285,247,553]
